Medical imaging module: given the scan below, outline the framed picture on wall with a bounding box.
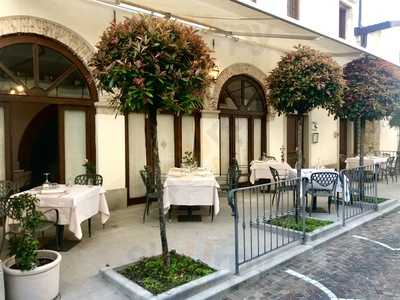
[312,132,319,144]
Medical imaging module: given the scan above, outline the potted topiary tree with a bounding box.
[2,193,62,300]
[336,55,400,166]
[267,45,345,176]
[91,14,215,292]
[267,45,344,216]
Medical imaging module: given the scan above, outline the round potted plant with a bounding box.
[2,193,62,300]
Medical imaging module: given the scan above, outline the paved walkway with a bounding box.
[223,208,400,300]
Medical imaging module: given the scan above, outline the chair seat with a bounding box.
[36,220,56,232]
[148,192,160,199]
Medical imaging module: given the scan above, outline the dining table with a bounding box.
[163,167,220,222]
[345,156,388,169]
[8,184,110,250]
[249,160,294,184]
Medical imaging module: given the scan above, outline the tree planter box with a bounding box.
[251,217,339,242]
[100,264,229,300]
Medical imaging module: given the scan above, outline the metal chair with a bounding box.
[74,174,103,237]
[381,156,395,183]
[4,194,60,251]
[306,172,338,216]
[386,156,399,183]
[0,181,18,253]
[269,167,296,213]
[140,166,161,223]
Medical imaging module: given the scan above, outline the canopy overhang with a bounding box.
[92,0,400,67]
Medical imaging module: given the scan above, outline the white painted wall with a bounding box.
[380,120,399,151]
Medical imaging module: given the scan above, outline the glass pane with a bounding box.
[182,116,195,155]
[64,110,86,181]
[247,96,264,112]
[254,118,262,161]
[49,70,90,98]
[0,69,17,93]
[220,117,230,176]
[0,44,34,88]
[235,118,248,175]
[0,107,5,180]
[219,96,238,110]
[243,81,256,106]
[157,114,175,174]
[38,46,72,89]
[128,113,146,198]
[227,79,241,101]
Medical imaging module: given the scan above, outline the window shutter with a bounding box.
[339,6,347,38]
[287,0,299,19]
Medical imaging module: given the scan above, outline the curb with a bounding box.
[188,199,400,300]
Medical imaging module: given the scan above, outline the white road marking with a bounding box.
[285,269,361,300]
[353,235,400,251]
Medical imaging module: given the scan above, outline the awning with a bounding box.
[94,0,400,67]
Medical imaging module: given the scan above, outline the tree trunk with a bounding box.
[397,127,400,152]
[359,118,365,167]
[296,114,303,177]
[148,107,170,266]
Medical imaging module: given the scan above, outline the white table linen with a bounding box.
[249,160,294,184]
[345,156,388,169]
[163,169,220,215]
[9,185,110,240]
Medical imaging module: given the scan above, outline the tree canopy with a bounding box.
[337,55,400,121]
[90,15,215,115]
[267,45,344,115]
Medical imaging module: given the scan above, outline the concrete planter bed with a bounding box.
[101,260,230,300]
[251,216,339,242]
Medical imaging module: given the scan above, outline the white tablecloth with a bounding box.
[163,169,220,215]
[249,160,294,184]
[345,156,388,169]
[9,185,110,240]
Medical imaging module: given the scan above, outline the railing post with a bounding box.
[374,164,379,211]
[300,176,306,244]
[229,190,240,274]
[342,171,346,226]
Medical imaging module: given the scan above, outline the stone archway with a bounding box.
[0,15,94,68]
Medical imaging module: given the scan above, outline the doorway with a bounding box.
[218,75,267,177]
[17,105,59,187]
[286,115,308,168]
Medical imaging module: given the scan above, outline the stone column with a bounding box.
[200,110,220,174]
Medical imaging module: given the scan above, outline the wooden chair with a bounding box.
[74,174,103,237]
[140,166,161,223]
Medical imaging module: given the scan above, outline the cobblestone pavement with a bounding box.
[223,208,400,300]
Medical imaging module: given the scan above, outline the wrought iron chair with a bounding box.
[140,166,161,223]
[386,156,399,183]
[306,172,338,216]
[269,167,296,212]
[218,159,241,214]
[381,156,395,183]
[74,174,103,237]
[4,194,60,251]
[0,181,18,253]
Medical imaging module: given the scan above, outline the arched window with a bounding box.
[0,34,97,183]
[0,35,97,100]
[218,75,267,177]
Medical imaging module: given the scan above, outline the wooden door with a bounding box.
[339,119,348,169]
[287,115,298,168]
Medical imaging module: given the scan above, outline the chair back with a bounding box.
[74,174,103,186]
[386,156,395,168]
[395,156,400,169]
[140,166,158,194]
[269,167,280,183]
[0,181,17,218]
[310,172,338,193]
[227,159,241,190]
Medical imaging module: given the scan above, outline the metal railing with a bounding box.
[340,164,379,225]
[228,177,306,274]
